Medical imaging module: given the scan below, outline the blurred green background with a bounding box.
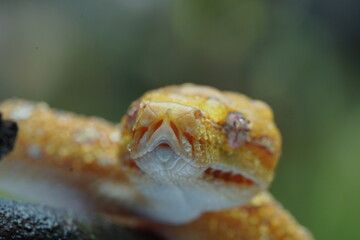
[0,0,359,239]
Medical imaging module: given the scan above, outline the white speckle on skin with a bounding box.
[27,145,42,158]
[74,127,100,143]
[98,156,113,166]
[109,131,120,143]
[10,105,34,120]
[184,144,192,153]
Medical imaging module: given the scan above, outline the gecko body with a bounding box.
[0,84,313,239]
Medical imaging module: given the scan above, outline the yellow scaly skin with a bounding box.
[0,84,313,239]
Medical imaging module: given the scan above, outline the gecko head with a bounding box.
[118,84,281,223]
[126,101,209,178]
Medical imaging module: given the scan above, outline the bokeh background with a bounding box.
[1,0,359,239]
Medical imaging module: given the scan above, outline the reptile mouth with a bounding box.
[128,139,206,177]
[125,150,254,186]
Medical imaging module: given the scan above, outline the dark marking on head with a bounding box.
[193,109,204,119]
[224,112,250,149]
[0,113,18,159]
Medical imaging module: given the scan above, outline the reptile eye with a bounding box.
[224,112,250,149]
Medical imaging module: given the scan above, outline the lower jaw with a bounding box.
[125,170,260,224]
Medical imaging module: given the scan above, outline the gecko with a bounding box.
[0,84,313,239]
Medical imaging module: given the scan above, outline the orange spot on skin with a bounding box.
[170,121,180,139]
[244,142,279,171]
[204,168,254,186]
[146,119,164,141]
[137,127,148,143]
[127,160,138,169]
[232,174,254,185]
[213,170,222,178]
[222,172,232,181]
[159,143,171,148]
[152,120,163,133]
[183,132,194,146]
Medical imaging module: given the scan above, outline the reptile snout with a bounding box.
[127,101,206,177]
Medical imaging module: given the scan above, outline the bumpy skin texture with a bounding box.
[0,84,313,240]
[0,100,122,175]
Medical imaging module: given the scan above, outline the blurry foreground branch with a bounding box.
[0,198,161,240]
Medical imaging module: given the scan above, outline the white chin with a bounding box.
[128,146,260,224]
[134,146,204,178]
[127,173,259,224]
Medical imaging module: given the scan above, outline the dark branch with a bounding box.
[0,113,18,159]
[0,198,162,240]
